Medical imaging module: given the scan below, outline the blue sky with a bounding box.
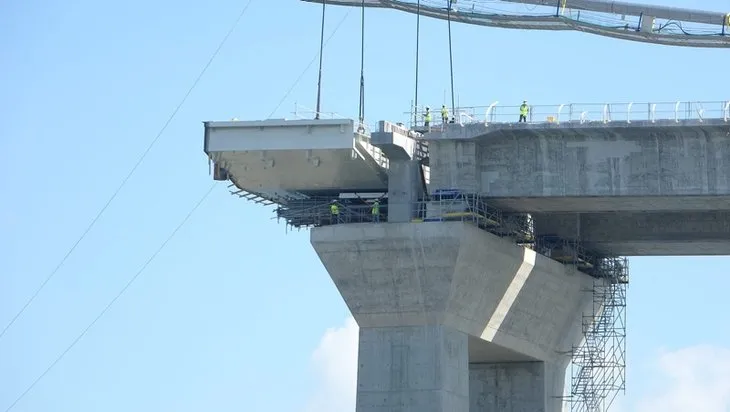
[1,0,730,411]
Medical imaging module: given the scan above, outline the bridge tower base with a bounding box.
[311,222,598,412]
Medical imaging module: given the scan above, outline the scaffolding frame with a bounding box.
[420,190,502,229]
[275,197,386,231]
[568,256,628,412]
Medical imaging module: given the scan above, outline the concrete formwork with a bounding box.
[311,222,597,412]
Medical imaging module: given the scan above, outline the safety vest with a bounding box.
[424,112,432,122]
[330,204,339,215]
[520,104,529,115]
[372,202,380,215]
[441,107,448,118]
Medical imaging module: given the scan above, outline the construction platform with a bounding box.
[204,100,730,201]
[203,99,730,256]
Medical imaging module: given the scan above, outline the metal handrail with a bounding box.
[292,103,343,120]
[412,100,728,126]
[485,101,499,125]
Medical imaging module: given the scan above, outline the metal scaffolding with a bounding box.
[275,197,385,230]
[568,256,629,412]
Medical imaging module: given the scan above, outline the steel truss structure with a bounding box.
[302,0,730,48]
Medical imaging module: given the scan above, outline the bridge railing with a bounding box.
[291,103,343,120]
[467,100,730,125]
[407,100,729,128]
[291,103,380,133]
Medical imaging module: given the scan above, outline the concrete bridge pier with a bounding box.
[311,222,597,412]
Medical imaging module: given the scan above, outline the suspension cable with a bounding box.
[315,0,327,119]
[413,0,421,126]
[357,0,366,131]
[447,0,456,120]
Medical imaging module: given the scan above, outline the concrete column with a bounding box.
[428,140,480,192]
[469,362,565,412]
[311,222,595,412]
[357,325,470,412]
[387,160,424,223]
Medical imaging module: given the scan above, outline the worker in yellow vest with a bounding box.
[330,200,340,224]
[423,107,432,129]
[519,101,529,123]
[371,200,380,222]
[441,105,449,124]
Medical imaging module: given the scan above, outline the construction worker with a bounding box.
[371,199,380,222]
[330,200,340,224]
[423,107,431,129]
[519,100,529,123]
[441,105,449,124]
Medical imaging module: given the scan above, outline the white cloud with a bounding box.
[632,345,730,412]
[306,317,730,412]
[304,317,359,412]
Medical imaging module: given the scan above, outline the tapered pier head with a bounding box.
[311,222,598,412]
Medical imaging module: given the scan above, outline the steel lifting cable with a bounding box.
[446,0,456,121]
[315,0,327,119]
[268,10,351,118]
[357,0,366,131]
[413,0,421,126]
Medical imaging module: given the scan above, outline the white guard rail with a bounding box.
[406,100,729,128]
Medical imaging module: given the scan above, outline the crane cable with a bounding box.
[413,0,421,127]
[0,0,255,343]
[314,0,327,119]
[357,0,366,132]
[2,6,355,410]
[268,10,352,118]
[447,0,456,121]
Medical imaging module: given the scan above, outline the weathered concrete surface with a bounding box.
[424,123,730,256]
[533,210,730,256]
[371,120,421,161]
[388,160,425,223]
[357,325,470,412]
[427,123,730,201]
[484,195,730,213]
[311,222,595,412]
[470,362,564,412]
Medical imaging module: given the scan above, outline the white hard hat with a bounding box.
[426,106,430,110]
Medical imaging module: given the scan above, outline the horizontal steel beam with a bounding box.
[500,0,727,26]
[300,0,730,48]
